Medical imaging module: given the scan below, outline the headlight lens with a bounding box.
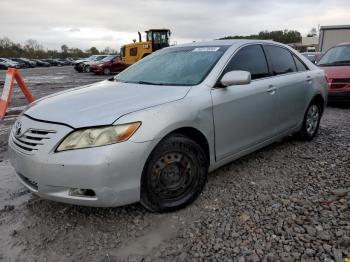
[56,122,141,152]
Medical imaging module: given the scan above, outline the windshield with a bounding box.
[120,46,125,57]
[101,55,116,62]
[87,55,97,61]
[115,46,228,86]
[318,45,350,66]
[94,56,107,61]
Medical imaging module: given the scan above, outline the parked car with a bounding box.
[90,55,128,75]
[7,58,26,68]
[73,56,96,66]
[73,55,98,71]
[41,59,64,66]
[0,61,8,70]
[302,52,323,64]
[8,40,328,212]
[0,58,20,68]
[29,59,38,67]
[58,58,73,66]
[34,59,51,67]
[77,55,108,73]
[10,58,36,68]
[317,43,350,101]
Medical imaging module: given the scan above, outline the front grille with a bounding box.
[330,78,350,89]
[12,128,56,153]
[332,78,350,83]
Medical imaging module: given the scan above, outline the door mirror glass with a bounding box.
[220,70,251,87]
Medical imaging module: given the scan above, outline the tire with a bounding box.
[295,99,322,141]
[84,65,90,73]
[141,134,208,213]
[103,67,111,75]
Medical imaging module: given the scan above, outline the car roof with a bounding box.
[336,42,350,47]
[175,39,278,48]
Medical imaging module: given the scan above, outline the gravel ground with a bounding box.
[0,67,349,262]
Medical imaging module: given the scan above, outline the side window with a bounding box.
[130,47,138,56]
[224,45,270,80]
[293,56,308,72]
[265,45,297,75]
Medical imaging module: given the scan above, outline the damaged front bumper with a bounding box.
[8,115,159,207]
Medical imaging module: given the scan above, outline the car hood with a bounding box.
[25,80,191,128]
[321,65,350,79]
[86,61,104,65]
[91,61,109,67]
[75,59,88,63]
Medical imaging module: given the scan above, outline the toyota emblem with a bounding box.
[15,121,22,137]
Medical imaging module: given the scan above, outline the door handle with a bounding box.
[267,85,277,94]
[306,76,313,83]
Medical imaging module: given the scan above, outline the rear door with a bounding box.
[211,44,279,160]
[264,45,311,132]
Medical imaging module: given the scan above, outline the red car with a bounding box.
[318,43,350,101]
[90,55,128,75]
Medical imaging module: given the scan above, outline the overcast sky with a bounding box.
[0,0,349,51]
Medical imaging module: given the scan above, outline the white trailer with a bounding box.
[319,25,350,52]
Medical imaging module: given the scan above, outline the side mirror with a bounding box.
[220,70,251,87]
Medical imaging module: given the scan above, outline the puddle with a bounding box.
[24,75,67,82]
[114,216,180,258]
[0,161,30,208]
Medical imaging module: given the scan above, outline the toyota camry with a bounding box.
[9,40,328,212]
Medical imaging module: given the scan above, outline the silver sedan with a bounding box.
[9,40,328,212]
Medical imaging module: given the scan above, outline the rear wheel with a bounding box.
[141,135,208,213]
[295,100,322,141]
[103,67,111,75]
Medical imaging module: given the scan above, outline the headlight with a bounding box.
[56,122,141,152]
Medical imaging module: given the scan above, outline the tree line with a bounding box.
[220,29,302,44]
[0,37,117,59]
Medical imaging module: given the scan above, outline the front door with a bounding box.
[212,44,279,161]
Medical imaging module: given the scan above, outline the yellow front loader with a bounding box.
[120,29,171,66]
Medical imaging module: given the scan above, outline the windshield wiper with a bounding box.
[137,81,166,85]
[336,60,350,64]
[111,78,129,83]
[319,60,350,66]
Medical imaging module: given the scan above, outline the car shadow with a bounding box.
[327,101,350,109]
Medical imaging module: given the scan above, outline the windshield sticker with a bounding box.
[192,47,220,52]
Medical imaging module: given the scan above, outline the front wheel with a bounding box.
[295,100,322,141]
[141,135,208,213]
[83,65,90,73]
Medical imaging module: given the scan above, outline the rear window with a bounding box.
[265,45,297,75]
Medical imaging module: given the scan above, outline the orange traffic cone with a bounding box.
[0,68,35,119]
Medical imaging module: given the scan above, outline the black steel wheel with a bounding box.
[141,134,208,212]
